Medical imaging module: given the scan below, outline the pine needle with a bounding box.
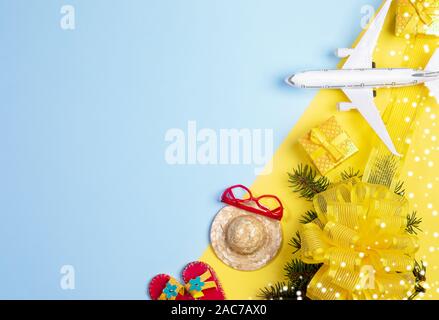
[340,167,362,181]
[284,259,322,281]
[406,211,423,235]
[394,181,406,197]
[299,210,318,224]
[409,260,427,300]
[258,282,298,300]
[259,261,322,300]
[289,231,301,254]
[288,165,330,200]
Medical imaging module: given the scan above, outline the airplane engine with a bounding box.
[335,48,354,58]
[337,102,356,112]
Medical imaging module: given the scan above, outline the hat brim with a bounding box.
[210,205,283,271]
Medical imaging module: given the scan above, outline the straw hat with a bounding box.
[210,205,282,271]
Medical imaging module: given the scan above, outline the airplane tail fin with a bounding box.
[425,50,439,102]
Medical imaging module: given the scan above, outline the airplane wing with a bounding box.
[342,88,400,156]
[342,0,392,70]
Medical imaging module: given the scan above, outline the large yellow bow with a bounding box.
[300,179,419,300]
[310,128,346,162]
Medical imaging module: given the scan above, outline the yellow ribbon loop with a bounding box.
[396,0,438,36]
[302,179,419,300]
[158,278,185,301]
[185,270,217,299]
[411,0,434,26]
[310,128,345,162]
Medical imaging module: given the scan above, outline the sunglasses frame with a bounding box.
[221,185,283,221]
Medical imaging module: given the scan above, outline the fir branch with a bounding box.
[300,210,318,224]
[288,165,330,200]
[340,168,362,181]
[406,211,423,235]
[409,260,427,300]
[289,231,302,254]
[394,181,406,197]
[258,260,322,300]
[284,259,322,281]
[258,282,298,300]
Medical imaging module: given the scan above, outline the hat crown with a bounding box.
[225,216,266,255]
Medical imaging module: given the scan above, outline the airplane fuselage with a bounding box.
[287,68,439,89]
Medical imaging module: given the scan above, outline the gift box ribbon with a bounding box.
[397,0,438,36]
[410,0,434,26]
[310,128,347,162]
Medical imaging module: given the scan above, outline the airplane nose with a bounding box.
[285,74,296,86]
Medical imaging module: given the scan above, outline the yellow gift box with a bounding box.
[395,0,439,37]
[299,117,358,175]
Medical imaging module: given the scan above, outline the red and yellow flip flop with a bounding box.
[182,261,226,300]
[148,274,192,300]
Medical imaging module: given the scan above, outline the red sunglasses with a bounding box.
[221,185,283,221]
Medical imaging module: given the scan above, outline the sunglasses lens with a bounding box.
[258,196,281,211]
[229,186,251,201]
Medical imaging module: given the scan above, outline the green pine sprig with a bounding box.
[409,260,427,300]
[406,211,423,235]
[289,231,302,254]
[258,260,322,300]
[300,210,318,224]
[394,181,406,197]
[258,282,298,300]
[284,259,322,282]
[340,167,362,181]
[288,165,330,200]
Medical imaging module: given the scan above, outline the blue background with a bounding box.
[0,0,381,299]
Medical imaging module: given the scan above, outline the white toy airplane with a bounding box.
[286,0,439,156]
